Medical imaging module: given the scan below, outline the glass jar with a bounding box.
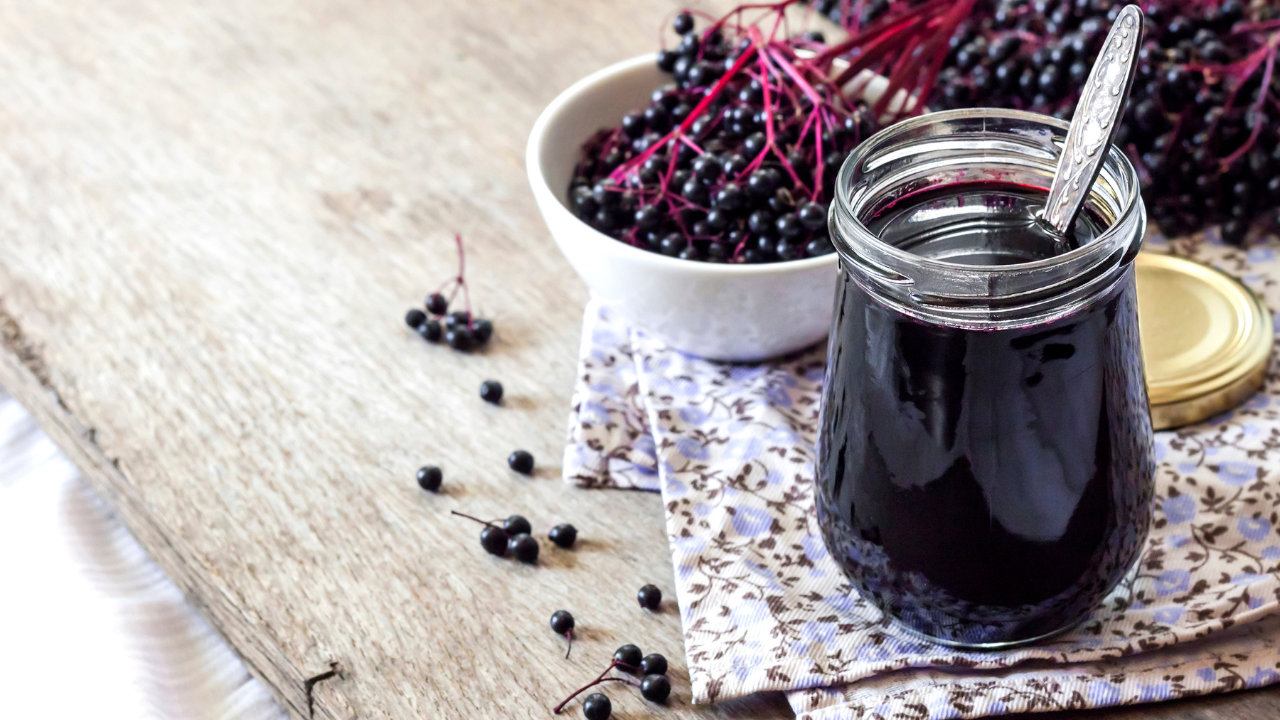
[816,109,1154,648]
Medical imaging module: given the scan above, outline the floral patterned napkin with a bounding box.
[563,232,1280,720]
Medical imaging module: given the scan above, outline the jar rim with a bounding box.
[831,108,1143,286]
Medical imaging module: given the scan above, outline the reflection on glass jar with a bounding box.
[817,109,1155,648]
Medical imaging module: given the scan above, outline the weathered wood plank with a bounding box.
[0,1,1275,718]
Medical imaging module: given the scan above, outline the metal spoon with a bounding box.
[1041,4,1144,236]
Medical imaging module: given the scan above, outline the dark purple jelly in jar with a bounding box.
[819,167,1154,646]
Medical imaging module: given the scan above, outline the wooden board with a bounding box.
[0,1,1275,718]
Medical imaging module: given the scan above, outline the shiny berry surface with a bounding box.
[479,379,504,404]
[637,584,662,610]
[613,644,643,668]
[549,523,578,548]
[415,466,442,492]
[640,674,671,703]
[582,693,611,720]
[508,450,535,475]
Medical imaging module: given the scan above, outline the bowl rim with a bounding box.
[526,53,840,277]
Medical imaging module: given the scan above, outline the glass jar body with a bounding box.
[816,110,1154,647]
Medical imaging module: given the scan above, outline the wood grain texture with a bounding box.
[0,1,1274,718]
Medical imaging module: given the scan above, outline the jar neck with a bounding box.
[830,109,1145,330]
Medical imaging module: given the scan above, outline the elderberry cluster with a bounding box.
[405,303,494,352]
[568,11,873,263]
[404,235,496,350]
[554,644,673,718]
[451,512,578,564]
[814,0,1280,243]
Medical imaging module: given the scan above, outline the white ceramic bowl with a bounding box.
[526,54,840,362]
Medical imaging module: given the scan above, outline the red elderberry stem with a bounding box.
[765,46,823,105]
[812,112,826,201]
[608,43,761,184]
[552,660,627,714]
[563,630,573,660]
[1220,44,1276,171]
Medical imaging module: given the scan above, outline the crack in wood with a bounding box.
[0,298,52,387]
[304,662,341,719]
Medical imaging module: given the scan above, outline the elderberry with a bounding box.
[479,526,509,556]
[549,523,578,548]
[480,380,504,404]
[444,311,470,330]
[551,608,577,658]
[508,533,539,563]
[637,584,662,610]
[509,450,535,475]
[551,610,575,634]
[404,308,426,329]
[613,644,643,669]
[417,320,442,343]
[582,694,611,720]
[445,328,473,351]
[798,201,827,229]
[569,15,874,264]
[640,674,672,703]
[503,515,532,536]
[426,293,449,316]
[809,0,1280,242]
[672,11,694,35]
[471,318,494,345]
[416,465,442,492]
[640,653,668,676]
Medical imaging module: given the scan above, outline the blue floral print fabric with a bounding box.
[563,235,1280,719]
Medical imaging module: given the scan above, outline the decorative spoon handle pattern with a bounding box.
[1042,4,1144,235]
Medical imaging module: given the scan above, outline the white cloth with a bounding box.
[0,390,285,720]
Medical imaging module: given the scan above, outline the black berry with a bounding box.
[405,308,427,329]
[798,201,827,229]
[551,609,576,658]
[445,328,473,351]
[444,311,470,330]
[640,653,668,676]
[416,466,442,492]
[508,533,539,563]
[508,450,535,475]
[471,318,494,344]
[672,11,694,35]
[480,380,504,404]
[549,523,578,548]
[640,674,671,703]
[637,584,662,610]
[613,644,643,669]
[417,320,442,343]
[503,514,532,536]
[550,609,575,635]
[582,693,611,720]
[426,293,449,316]
[479,526,509,556]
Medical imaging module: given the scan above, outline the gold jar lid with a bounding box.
[1136,252,1273,430]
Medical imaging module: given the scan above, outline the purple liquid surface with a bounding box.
[817,182,1154,645]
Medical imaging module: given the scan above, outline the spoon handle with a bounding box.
[1042,4,1144,235]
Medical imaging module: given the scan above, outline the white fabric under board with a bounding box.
[0,389,286,720]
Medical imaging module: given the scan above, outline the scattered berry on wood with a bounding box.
[480,379,504,404]
[509,450,535,475]
[637,584,662,611]
[416,466,442,492]
[549,524,578,549]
